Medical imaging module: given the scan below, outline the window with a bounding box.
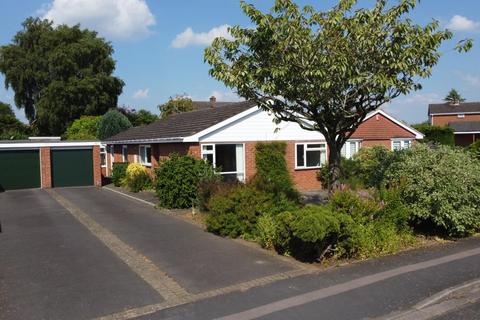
[110,145,115,164]
[392,139,412,151]
[122,145,128,162]
[296,143,327,169]
[201,144,245,181]
[139,145,152,165]
[341,140,362,159]
[458,114,465,119]
[100,145,107,167]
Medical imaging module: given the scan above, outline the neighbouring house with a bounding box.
[429,102,480,146]
[0,137,102,191]
[103,98,423,191]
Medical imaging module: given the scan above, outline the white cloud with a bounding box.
[40,0,156,40]
[386,93,442,124]
[133,88,149,99]
[171,25,232,48]
[458,73,480,88]
[209,90,244,102]
[446,15,480,32]
[403,93,442,105]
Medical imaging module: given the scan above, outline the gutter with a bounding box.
[103,137,185,145]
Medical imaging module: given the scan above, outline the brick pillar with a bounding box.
[40,147,52,188]
[92,145,102,187]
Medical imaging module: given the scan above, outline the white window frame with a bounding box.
[391,139,413,151]
[201,143,246,182]
[341,140,362,159]
[122,145,128,162]
[100,145,107,168]
[139,145,152,166]
[295,142,327,170]
[458,114,465,119]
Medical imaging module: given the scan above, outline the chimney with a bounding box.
[209,96,216,108]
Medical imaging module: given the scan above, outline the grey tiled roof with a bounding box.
[104,101,256,142]
[449,121,480,133]
[428,102,480,115]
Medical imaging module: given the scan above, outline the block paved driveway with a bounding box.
[0,187,301,320]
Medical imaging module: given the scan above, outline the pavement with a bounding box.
[1,187,480,320]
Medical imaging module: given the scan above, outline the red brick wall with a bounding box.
[361,139,392,150]
[432,114,480,126]
[243,141,322,192]
[40,147,52,188]
[92,146,102,187]
[455,134,476,147]
[351,113,416,139]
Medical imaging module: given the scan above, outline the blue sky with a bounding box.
[1,0,480,124]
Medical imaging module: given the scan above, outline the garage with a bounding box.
[51,149,94,187]
[0,138,102,191]
[0,149,40,191]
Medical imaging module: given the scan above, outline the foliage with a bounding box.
[112,162,129,187]
[385,144,480,237]
[206,184,298,238]
[124,163,151,193]
[0,101,30,140]
[65,116,101,140]
[468,140,480,159]
[197,179,236,212]
[253,142,299,201]
[317,157,363,189]
[444,89,465,104]
[97,110,132,140]
[158,95,194,119]
[353,146,400,189]
[0,18,124,135]
[155,154,217,209]
[205,0,467,189]
[117,106,158,126]
[412,123,454,146]
[257,214,277,250]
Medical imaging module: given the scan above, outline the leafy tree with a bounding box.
[97,110,132,140]
[158,95,194,119]
[65,116,101,140]
[444,89,465,104]
[0,18,124,135]
[412,123,455,146]
[117,106,158,126]
[205,0,471,190]
[0,101,30,140]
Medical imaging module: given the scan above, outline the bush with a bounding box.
[125,163,151,192]
[206,184,298,238]
[257,214,277,250]
[65,116,101,140]
[253,142,299,201]
[385,144,480,237]
[112,162,128,187]
[197,179,236,212]
[155,154,217,209]
[412,123,455,146]
[467,140,480,159]
[317,157,363,189]
[353,146,399,189]
[97,110,132,140]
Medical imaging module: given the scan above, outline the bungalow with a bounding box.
[429,102,480,146]
[103,98,423,191]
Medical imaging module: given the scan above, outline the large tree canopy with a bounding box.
[158,95,194,119]
[205,0,471,190]
[97,110,132,140]
[0,18,124,135]
[117,106,158,126]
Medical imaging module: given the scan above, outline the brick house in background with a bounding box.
[429,102,480,146]
[103,98,423,191]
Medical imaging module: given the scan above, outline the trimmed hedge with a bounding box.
[412,123,455,146]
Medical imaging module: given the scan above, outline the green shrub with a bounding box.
[256,214,277,249]
[197,179,236,212]
[155,154,217,209]
[65,116,101,140]
[467,140,480,159]
[317,157,363,189]
[412,123,455,146]
[206,184,298,238]
[385,144,480,237]
[112,162,128,187]
[353,146,399,189]
[124,163,151,192]
[253,142,299,201]
[97,110,132,140]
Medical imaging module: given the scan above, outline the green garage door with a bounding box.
[51,149,93,187]
[0,150,40,191]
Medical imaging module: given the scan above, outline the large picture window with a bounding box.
[296,143,327,169]
[201,144,245,181]
[139,145,152,165]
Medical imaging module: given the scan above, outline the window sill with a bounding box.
[295,166,322,171]
[140,163,152,167]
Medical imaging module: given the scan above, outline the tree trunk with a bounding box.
[327,142,342,193]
